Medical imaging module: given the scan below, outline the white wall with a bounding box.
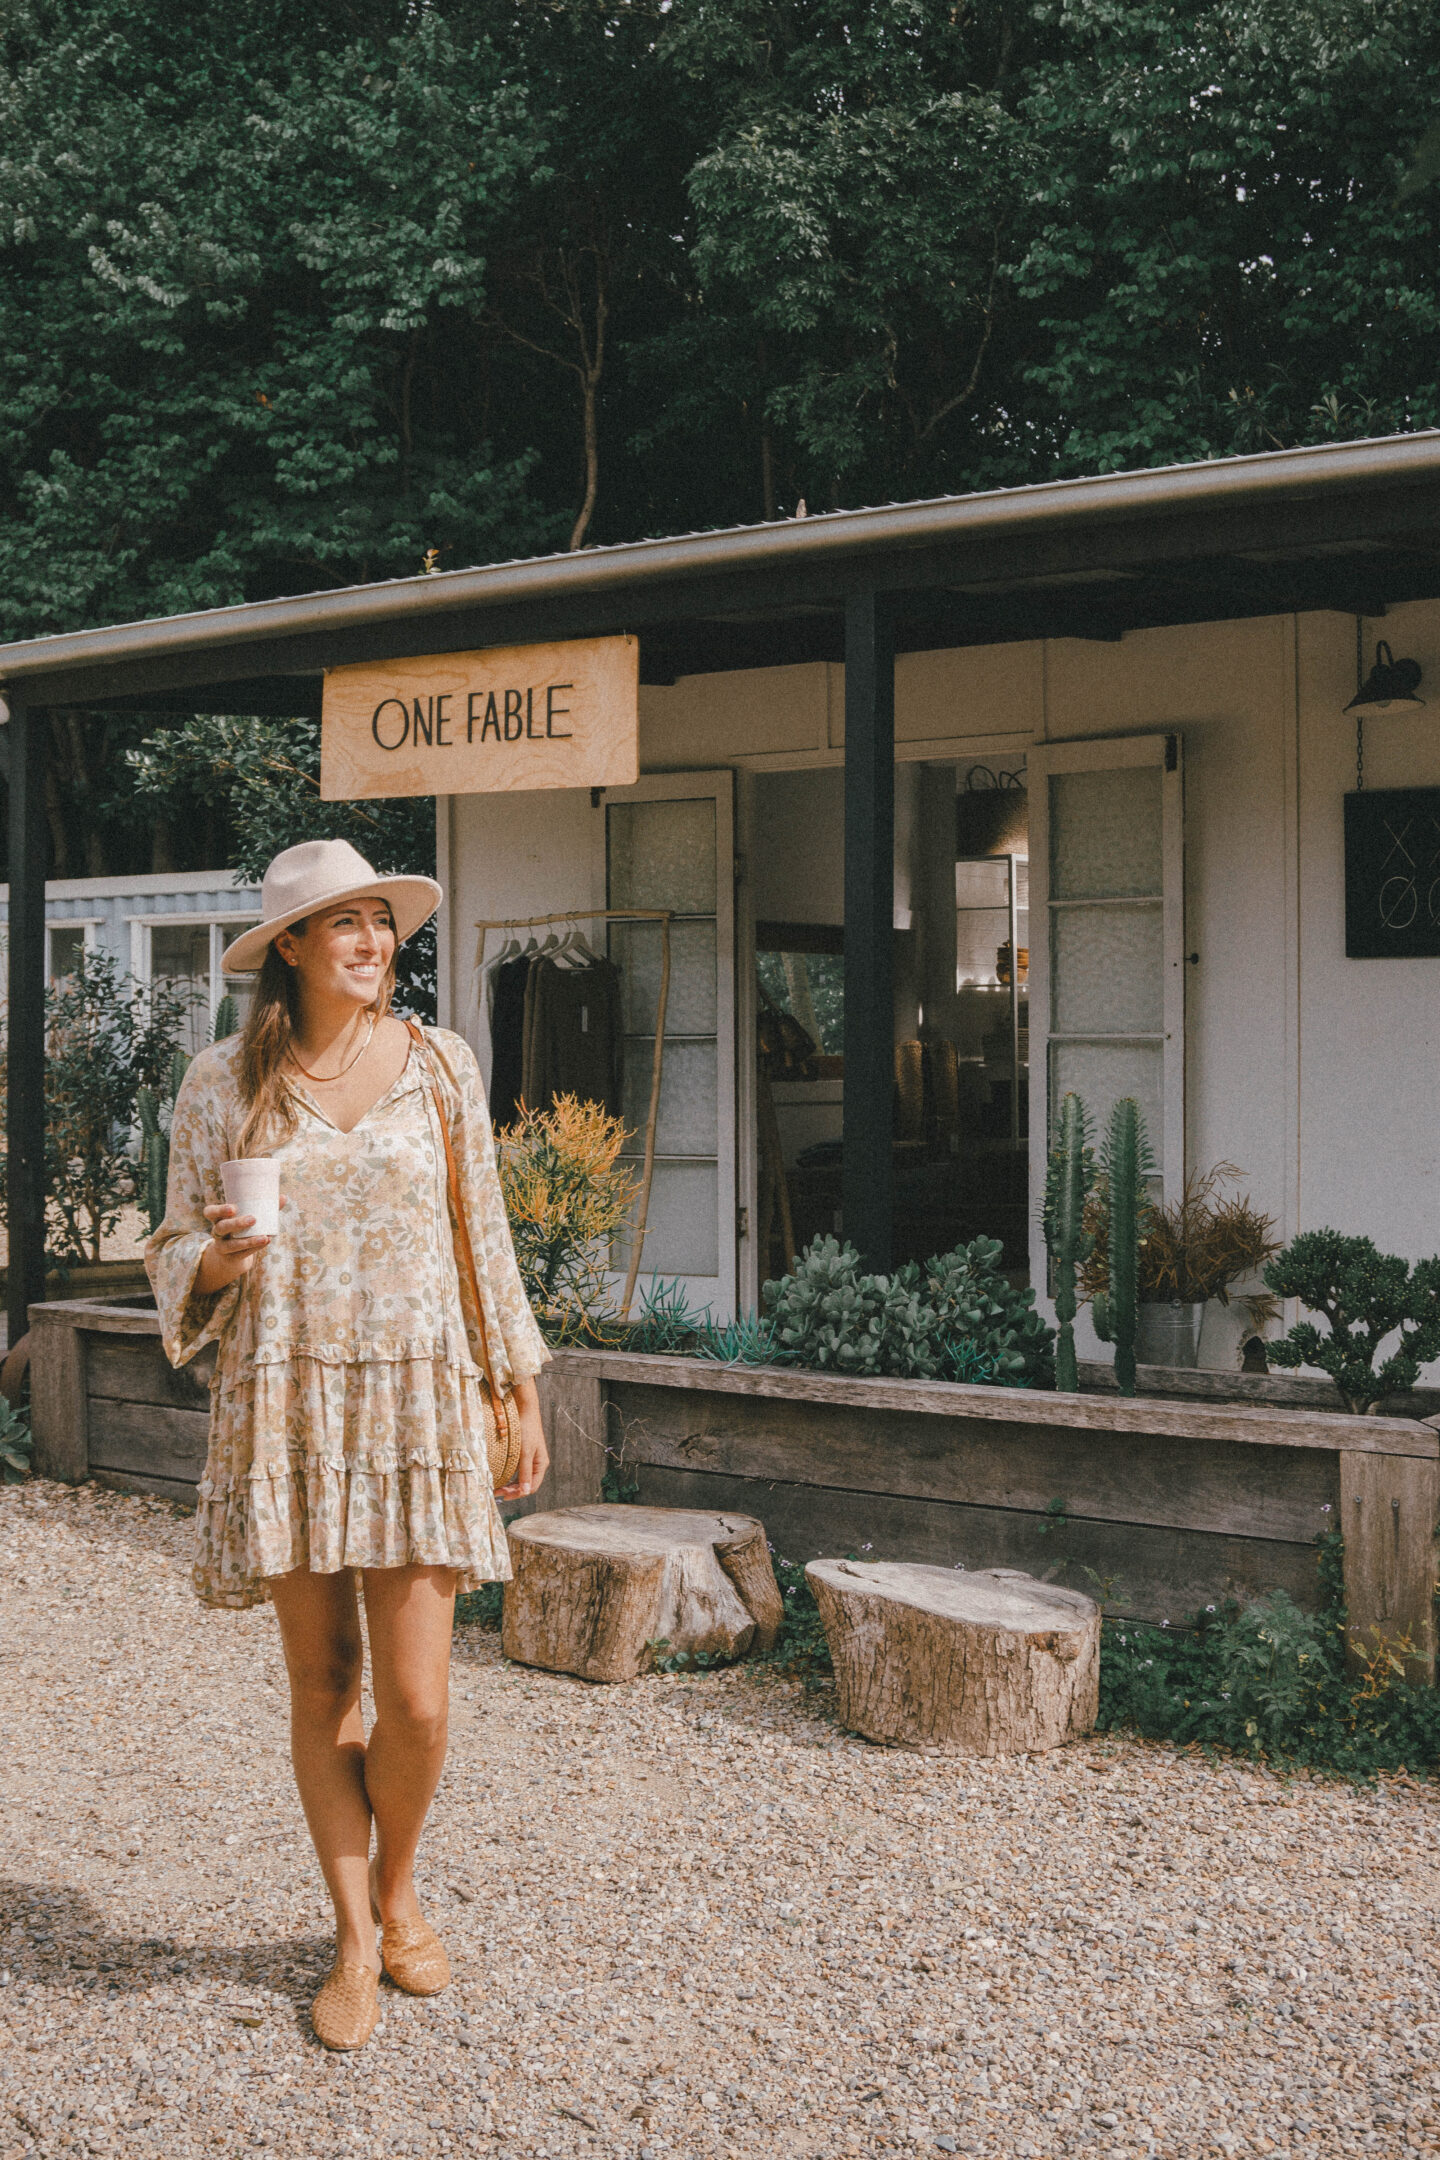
[1295,601,1440,1258]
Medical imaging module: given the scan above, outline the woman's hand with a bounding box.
[494,1375,550,1501]
[194,1202,272,1295]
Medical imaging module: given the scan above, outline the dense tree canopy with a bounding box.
[2,0,1438,874]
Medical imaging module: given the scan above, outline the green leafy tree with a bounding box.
[1014,0,1440,471]
[11,951,193,1265]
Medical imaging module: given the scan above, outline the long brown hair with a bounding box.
[235,914,397,1156]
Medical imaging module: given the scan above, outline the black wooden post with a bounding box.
[842,589,895,1270]
[6,698,47,1348]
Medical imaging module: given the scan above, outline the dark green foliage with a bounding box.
[600,1458,641,1505]
[454,1581,504,1628]
[211,994,239,1045]
[1100,1536,1440,1776]
[763,1554,833,1681]
[1091,1099,1154,1397]
[9,2,1440,876]
[1263,1229,1440,1412]
[1043,1091,1095,1393]
[0,1403,33,1484]
[762,1234,1053,1386]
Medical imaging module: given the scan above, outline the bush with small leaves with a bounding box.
[1263,1229,1440,1412]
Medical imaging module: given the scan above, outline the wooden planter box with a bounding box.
[29,1303,1440,1679]
[555,1347,1440,1682]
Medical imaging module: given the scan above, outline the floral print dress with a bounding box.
[146,1027,549,1610]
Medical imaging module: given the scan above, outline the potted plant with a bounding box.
[1082,1157,1279,1369]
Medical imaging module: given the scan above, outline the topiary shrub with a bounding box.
[762,1234,1054,1387]
[1262,1229,1440,1412]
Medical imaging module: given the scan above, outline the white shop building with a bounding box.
[4,433,1440,1357]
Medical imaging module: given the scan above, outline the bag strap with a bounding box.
[404,1018,513,1446]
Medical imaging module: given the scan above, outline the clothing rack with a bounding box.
[475,908,673,1318]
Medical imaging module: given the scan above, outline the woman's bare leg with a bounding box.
[361,1564,456,1926]
[268,1566,378,1972]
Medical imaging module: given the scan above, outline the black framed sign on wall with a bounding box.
[1344,787,1440,958]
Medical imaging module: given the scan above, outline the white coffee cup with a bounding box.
[220,1158,280,1239]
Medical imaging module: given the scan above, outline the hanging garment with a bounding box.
[521,954,624,1118]
[487,953,531,1129]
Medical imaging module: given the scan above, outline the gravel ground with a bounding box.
[1,1479,1439,2160]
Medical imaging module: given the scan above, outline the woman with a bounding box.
[147,838,550,2051]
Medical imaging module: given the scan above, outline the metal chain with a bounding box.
[1355,615,1366,790]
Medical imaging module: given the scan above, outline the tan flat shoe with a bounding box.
[381,1915,451,1996]
[311,1959,380,2050]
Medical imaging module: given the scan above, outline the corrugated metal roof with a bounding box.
[2,429,1439,696]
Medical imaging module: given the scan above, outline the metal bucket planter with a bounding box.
[1135,1300,1206,1369]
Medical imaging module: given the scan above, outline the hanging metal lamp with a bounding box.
[1344,639,1425,713]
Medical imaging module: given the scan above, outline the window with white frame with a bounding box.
[46,919,100,981]
[134,915,260,1054]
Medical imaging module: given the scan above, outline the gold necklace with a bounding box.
[289,1014,376,1085]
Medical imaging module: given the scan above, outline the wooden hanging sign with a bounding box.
[320,633,639,799]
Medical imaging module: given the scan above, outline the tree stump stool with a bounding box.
[502,1505,784,1683]
[806,1560,1099,1754]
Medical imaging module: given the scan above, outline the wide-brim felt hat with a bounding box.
[221,839,442,975]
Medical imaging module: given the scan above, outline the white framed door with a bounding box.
[600,771,737,1319]
[1027,733,1185,1296]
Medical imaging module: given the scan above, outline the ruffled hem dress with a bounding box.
[145,1026,550,1610]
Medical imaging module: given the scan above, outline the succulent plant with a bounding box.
[1090,1098,1155,1397]
[1043,1091,1095,1393]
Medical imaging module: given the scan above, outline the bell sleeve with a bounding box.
[144,1051,243,1369]
[428,1027,551,1387]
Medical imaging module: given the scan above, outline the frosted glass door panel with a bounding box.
[613,1162,719,1279]
[610,918,717,1035]
[608,800,717,912]
[1051,768,1163,898]
[604,772,735,1311]
[619,1040,718,1156]
[1050,1041,1163,1153]
[1051,904,1164,1035]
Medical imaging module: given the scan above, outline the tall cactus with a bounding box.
[137,1047,191,1234]
[1092,1097,1155,1397]
[212,992,238,1042]
[1043,1091,1094,1393]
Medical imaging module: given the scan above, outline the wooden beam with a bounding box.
[842,589,895,1269]
[1339,1448,1440,1684]
[5,699,47,1349]
[550,1346,1440,1458]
